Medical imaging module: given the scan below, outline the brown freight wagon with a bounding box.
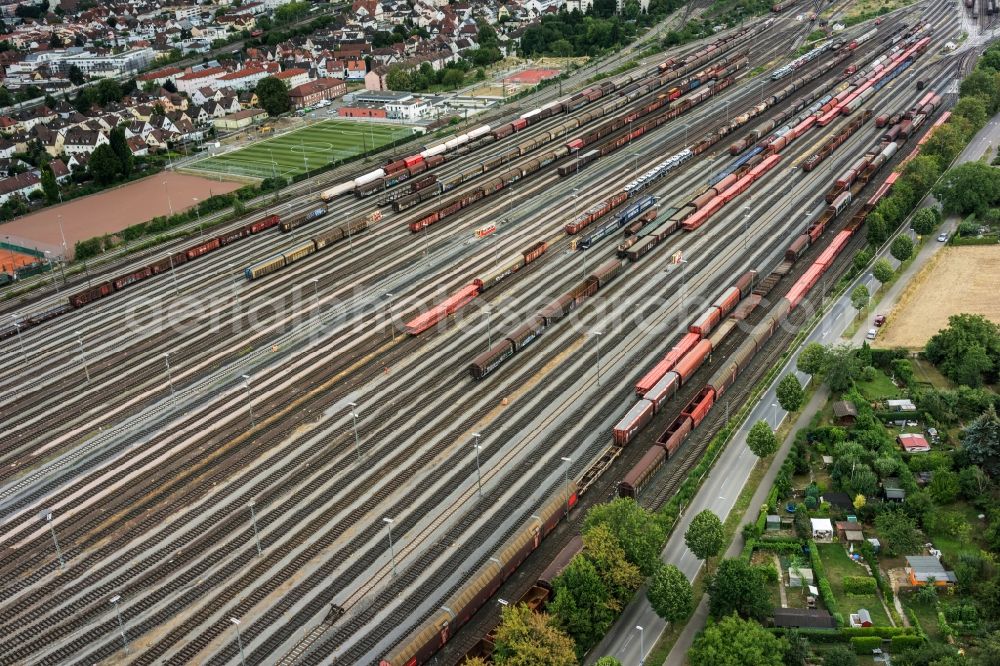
[618,444,667,498]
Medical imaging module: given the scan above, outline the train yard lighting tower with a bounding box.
[110,595,128,654]
[12,315,27,363]
[560,456,572,516]
[310,277,320,304]
[248,499,262,556]
[484,305,492,350]
[230,617,247,666]
[385,292,396,342]
[230,266,241,312]
[637,625,645,665]
[347,402,361,463]
[592,330,603,386]
[43,251,58,292]
[76,332,90,384]
[164,352,175,399]
[241,374,255,428]
[472,433,483,497]
[166,252,180,296]
[42,511,65,570]
[681,122,691,145]
[162,181,173,216]
[743,205,751,249]
[383,517,397,577]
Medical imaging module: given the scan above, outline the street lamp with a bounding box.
[348,402,361,462]
[560,456,572,515]
[43,250,57,292]
[383,517,397,577]
[42,510,65,570]
[192,197,202,237]
[164,352,174,398]
[385,292,395,342]
[11,314,27,363]
[592,330,603,385]
[484,305,492,350]
[230,617,246,666]
[472,433,482,497]
[110,595,128,654]
[637,625,645,666]
[248,499,262,556]
[241,374,255,427]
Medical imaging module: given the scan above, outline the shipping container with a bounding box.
[613,400,655,446]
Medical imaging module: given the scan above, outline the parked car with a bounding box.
[937,233,948,242]
[874,314,886,326]
[866,328,878,340]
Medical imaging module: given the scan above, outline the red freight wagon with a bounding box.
[734,270,757,298]
[591,259,624,288]
[69,281,114,308]
[186,237,221,260]
[667,331,702,366]
[385,159,408,174]
[618,445,667,498]
[689,305,722,337]
[443,283,480,314]
[405,305,449,335]
[682,386,716,428]
[250,214,280,233]
[643,371,680,412]
[713,286,742,317]
[674,338,713,384]
[657,414,693,457]
[613,400,655,446]
[218,228,248,246]
[113,267,152,290]
[404,155,424,168]
[537,537,584,590]
[635,355,675,398]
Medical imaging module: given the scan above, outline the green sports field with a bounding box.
[190,120,418,180]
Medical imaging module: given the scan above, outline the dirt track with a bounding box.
[0,172,240,259]
[877,245,1000,348]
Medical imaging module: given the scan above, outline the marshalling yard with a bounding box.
[0,0,981,663]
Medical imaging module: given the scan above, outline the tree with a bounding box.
[959,465,991,499]
[867,212,890,246]
[442,68,465,89]
[548,556,615,656]
[708,558,772,620]
[109,125,132,178]
[783,629,809,666]
[893,641,965,666]
[850,284,870,318]
[89,144,120,185]
[776,374,804,413]
[974,630,1000,666]
[872,258,894,287]
[685,509,725,562]
[255,77,290,116]
[962,404,1000,477]
[584,498,664,576]
[581,524,642,614]
[162,79,177,94]
[854,494,866,511]
[875,507,922,556]
[647,563,693,623]
[95,78,122,105]
[823,645,858,666]
[825,345,861,392]
[492,604,577,666]
[0,86,12,108]
[385,66,411,91]
[797,342,828,376]
[890,235,914,263]
[912,207,940,235]
[925,314,1000,387]
[595,659,622,666]
[40,165,59,204]
[934,161,1000,216]
[747,420,779,459]
[690,614,787,666]
[930,469,960,504]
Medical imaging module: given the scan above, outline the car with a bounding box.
[937,233,948,242]
[874,314,886,327]
[866,328,878,340]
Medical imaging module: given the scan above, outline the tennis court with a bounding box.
[188,120,418,180]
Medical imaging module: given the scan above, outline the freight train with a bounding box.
[244,214,373,280]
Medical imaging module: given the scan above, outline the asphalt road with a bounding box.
[588,108,1000,666]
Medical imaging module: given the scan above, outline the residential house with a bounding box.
[126,136,149,156]
[906,556,958,587]
[174,66,229,95]
[144,129,174,152]
[288,78,346,109]
[31,124,64,157]
[49,158,70,183]
[365,66,388,91]
[0,138,16,159]
[191,86,223,105]
[274,67,310,90]
[0,171,41,205]
[62,128,109,155]
[215,67,269,92]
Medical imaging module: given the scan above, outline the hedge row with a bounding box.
[851,636,883,654]
[907,608,925,638]
[843,576,878,595]
[842,626,918,638]
[808,540,842,626]
[891,634,926,651]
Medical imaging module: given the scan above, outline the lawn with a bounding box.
[817,543,891,626]
[900,591,942,641]
[924,501,989,562]
[190,120,417,180]
[909,358,954,389]
[855,369,904,402]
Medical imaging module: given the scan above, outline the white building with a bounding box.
[215,67,270,92]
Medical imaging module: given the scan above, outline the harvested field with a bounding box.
[0,172,240,259]
[877,245,1000,348]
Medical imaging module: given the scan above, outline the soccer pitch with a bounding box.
[190,120,418,180]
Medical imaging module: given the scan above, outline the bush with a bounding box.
[890,634,925,651]
[843,576,878,595]
[851,636,882,654]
